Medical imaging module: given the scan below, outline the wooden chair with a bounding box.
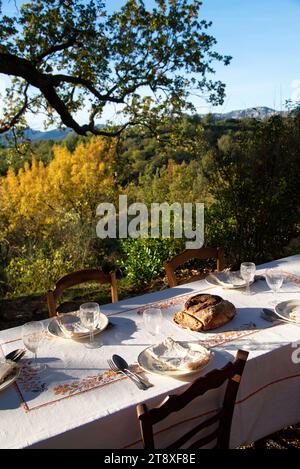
[137,349,248,449]
[164,247,225,287]
[47,269,118,317]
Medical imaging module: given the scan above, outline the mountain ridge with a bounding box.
[201,106,284,121]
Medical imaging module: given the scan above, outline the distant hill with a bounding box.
[0,128,73,146]
[0,107,285,146]
[25,128,74,141]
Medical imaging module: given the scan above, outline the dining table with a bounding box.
[0,254,300,449]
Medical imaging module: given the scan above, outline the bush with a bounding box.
[117,237,181,287]
[5,249,74,297]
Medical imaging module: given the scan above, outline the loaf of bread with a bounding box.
[173,293,236,331]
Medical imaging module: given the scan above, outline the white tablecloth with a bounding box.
[0,255,300,449]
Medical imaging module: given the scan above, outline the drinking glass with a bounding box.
[22,321,44,371]
[143,308,163,342]
[240,262,256,295]
[80,302,100,348]
[265,269,284,306]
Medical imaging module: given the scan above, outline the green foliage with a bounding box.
[6,248,74,297]
[0,138,55,175]
[0,0,230,137]
[117,238,180,287]
[31,140,55,165]
[1,111,300,299]
[205,113,300,265]
[116,115,209,184]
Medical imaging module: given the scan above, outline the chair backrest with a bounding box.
[47,269,118,317]
[164,247,225,287]
[137,349,248,449]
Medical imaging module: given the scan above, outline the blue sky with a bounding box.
[199,0,300,113]
[1,0,300,128]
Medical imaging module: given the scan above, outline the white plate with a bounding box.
[137,341,213,377]
[274,300,300,323]
[205,272,253,289]
[48,312,109,339]
[0,366,20,392]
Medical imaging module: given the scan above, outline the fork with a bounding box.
[262,308,300,325]
[107,359,148,390]
[5,349,26,362]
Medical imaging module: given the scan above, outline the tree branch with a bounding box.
[33,36,77,63]
[0,52,124,135]
[0,84,29,134]
[51,73,149,104]
[0,52,154,136]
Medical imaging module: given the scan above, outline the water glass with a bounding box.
[143,308,163,342]
[22,321,44,371]
[80,302,100,348]
[265,269,284,306]
[240,262,256,295]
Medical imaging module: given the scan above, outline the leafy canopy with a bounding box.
[0,0,231,136]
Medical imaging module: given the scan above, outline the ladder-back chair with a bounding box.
[47,269,118,317]
[164,247,225,288]
[137,349,248,449]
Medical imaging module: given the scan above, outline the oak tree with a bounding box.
[0,0,230,137]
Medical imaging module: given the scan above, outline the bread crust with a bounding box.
[173,293,236,331]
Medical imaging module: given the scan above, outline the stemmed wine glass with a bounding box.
[265,269,284,307]
[240,262,256,295]
[80,302,100,348]
[143,307,163,342]
[22,321,45,372]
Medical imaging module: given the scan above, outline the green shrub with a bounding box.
[5,248,74,297]
[117,237,181,287]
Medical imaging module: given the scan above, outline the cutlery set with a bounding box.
[5,349,26,362]
[260,308,281,323]
[261,308,300,325]
[107,354,152,390]
[3,348,153,391]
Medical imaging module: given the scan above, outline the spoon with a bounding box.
[112,354,152,389]
[262,308,300,326]
[261,308,288,323]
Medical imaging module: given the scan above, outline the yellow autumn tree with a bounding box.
[47,136,117,222]
[0,167,20,240]
[0,136,117,244]
[0,160,48,242]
